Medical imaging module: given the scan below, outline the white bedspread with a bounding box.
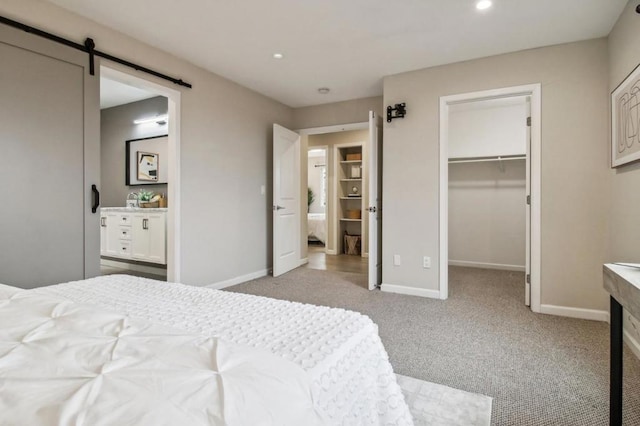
[36,275,414,425]
[308,212,326,243]
[0,290,324,426]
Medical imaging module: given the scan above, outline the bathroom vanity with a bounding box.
[100,207,167,265]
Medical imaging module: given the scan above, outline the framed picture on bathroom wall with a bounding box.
[612,62,640,167]
[126,135,168,185]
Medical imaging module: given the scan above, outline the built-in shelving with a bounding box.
[336,144,365,256]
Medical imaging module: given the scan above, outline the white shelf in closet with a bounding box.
[340,218,362,222]
[340,178,362,182]
[340,160,362,164]
[340,197,362,200]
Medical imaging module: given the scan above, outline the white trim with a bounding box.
[100,65,182,283]
[381,283,441,299]
[448,260,525,272]
[100,258,166,276]
[205,269,269,290]
[624,329,640,360]
[439,84,542,310]
[297,122,368,135]
[326,249,338,255]
[540,304,609,322]
[299,257,309,266]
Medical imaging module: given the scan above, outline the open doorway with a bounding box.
[307,146,328,251]
[439,84,541,311]
[98,65,182,283]
[272,112,382,289]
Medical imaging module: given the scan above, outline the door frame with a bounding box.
[100,65,182,283]
[439,84,541,312]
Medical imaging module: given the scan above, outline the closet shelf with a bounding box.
[448,154,526,164]
[340,160,362,164]
[340,178,362,182]
[340,197,362,200]
[340,218,362,222]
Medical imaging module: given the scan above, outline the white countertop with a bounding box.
[604,263,640,318]
[100,207,168,212]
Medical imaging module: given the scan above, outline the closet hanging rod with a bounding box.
[0,15,192,88]
[448,155,526,164]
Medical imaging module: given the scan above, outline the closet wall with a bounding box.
[448,98,527,270]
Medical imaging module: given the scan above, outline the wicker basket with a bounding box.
[347,209,361,219]
[139,201,159,208]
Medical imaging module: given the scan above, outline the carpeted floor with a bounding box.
[228,266,640,425]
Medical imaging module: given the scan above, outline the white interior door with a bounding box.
[273,124,301,277]
[368,112,382,290]
[525,99,532,306]
[0,25,100,288]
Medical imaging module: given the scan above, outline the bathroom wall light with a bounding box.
[134,114,168,125]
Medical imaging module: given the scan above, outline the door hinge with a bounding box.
[526,195,531,205]
[526,274,531,284]
[526,116,531,127]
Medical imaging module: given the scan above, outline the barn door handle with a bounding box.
[91,185,100,213]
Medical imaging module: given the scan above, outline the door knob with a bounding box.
[273,205,285,211]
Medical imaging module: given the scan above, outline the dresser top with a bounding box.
[604,264,640,318]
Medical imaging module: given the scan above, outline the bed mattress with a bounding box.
[0,289,324,425]
[36,275,413,425]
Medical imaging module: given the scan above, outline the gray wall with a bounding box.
[294,96,382,129]
[101,96,168,207]
[608,1,640,349]
[383,38,610,311]
[1,0,293,286]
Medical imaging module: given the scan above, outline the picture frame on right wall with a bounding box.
[612,62,640,167]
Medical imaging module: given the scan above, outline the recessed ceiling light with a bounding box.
[476,0,492,10]
[318,87,330,94]
[273,53,284,59]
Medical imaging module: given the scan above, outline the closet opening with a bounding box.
[439,85,541,312]
[98,65,182,283]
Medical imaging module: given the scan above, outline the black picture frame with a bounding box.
[126,135,168,186]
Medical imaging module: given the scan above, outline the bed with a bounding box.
[1,276,413,425]
[308,212,327,244]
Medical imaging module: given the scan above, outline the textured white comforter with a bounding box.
[36,275,414,425]
[0,289,324,426]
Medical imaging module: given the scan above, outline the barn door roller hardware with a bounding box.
[387,103,406,123]
[0,15,192,89]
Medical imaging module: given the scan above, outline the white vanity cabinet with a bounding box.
[100,208,167,265]
[131,212,166,264]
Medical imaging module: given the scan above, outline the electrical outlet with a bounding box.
[423,256,431,269]
[393,254,401,266]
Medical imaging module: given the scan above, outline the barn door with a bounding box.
[0,25,100,288]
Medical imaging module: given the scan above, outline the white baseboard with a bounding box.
[326,249,337,255]
[624,329,640,360]
[540,304,609,322]
[448,260,525,272]
[299,258,309,266]
[101,258,167,276]
[381,283,441,299]
[205,269,268,290]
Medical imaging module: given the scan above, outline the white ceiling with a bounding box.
[100,76,157,109]
[48,0,627,108]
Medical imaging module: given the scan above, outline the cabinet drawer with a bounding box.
[119,214,132,227]
[119,226,132,241]
[118,241,131,257]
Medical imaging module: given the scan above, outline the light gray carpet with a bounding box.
[397,374,492,426]
[228,266,640,425]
